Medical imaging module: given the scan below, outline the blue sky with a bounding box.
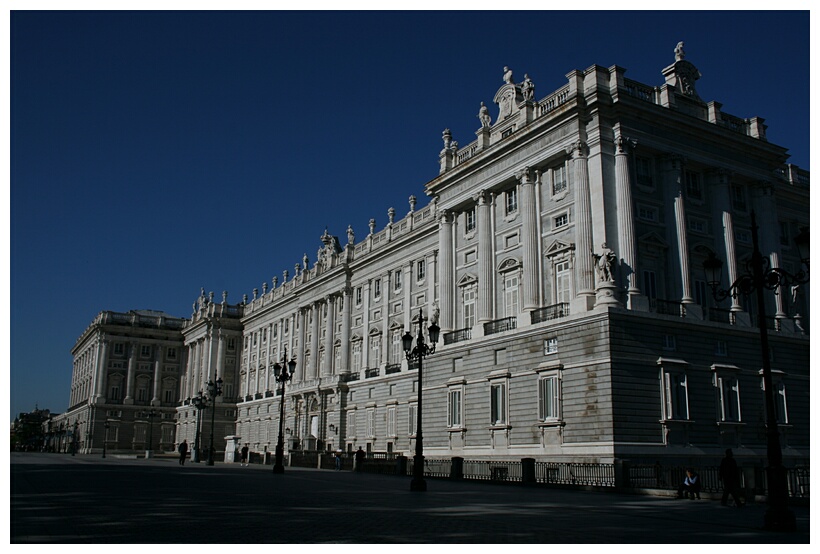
[8,10,811,420]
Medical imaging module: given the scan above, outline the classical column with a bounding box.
[297,308,307,382]
[382,271,391,366]
[518,168,539,310]
[477,190,494,323]
[755,184,787,319]
[94,338,110,400]
[123,342,137,404]
[710,171,743,312]
[570,141,595,303]
[614,135,640,304]
[663,155,693,304]
[340,288,352,375]
[362,281,371,371]
[310,302,320,379]
[324,295,335,376]
[427,250,438,325]
[151,345,163,406]
[216,331,226,383]
[438,211,455,332]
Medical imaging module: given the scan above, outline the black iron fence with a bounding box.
[276,452,809,500]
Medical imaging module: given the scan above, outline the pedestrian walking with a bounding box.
[334,449,343,471]
[719,448,744,507]
[240,444,249,466]
[355,446,365,472]
[178,440,188,465]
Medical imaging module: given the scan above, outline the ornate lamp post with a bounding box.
[703,210,808,532]
[71,420,79,456]
[205,377,224,466]
[102,421,110,458]
[141,409,157,459]
[191,390,206,463]
[402,308,440,492]
[272,348,297,474]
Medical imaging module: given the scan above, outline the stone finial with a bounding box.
[302,253,309,269]
[209,291,214,303]
[253,288,258,300]
[347,225,355,245]
[262,282,268,294]
[222,291,228,304]
[503,66,514,84]
[295,263,301,276]
[478,102,491,128]
[409,195,417,213]
[388,207,395,224]
[369,218,376,235]
[272,276,278,288]
[242,294,248,305]
[283,269,289,282]
[442,128,452,150]
[674,41,685,61]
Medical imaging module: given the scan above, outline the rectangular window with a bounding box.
[135,425,147,442]
[731,184,746,211]
[110,385,120,400]
[685,171,702,200]
[556,261,571,304]
[369,336,381,367]
[366,409,375,438]
[463,287,476,328]
[715,340,728,357]
[544,337,558,354]
[447,389,463,427]
[538,375,560,421]
[167,347,177,359]
[114,343,124,356]
[416,260,426,281]
[643,270,657,299]
[408,404,417,435]
[662,335,676,351]
[391,331,403,364]
[688,217,706,233]
[356,287,363,305]
[141,345,152,358]
[504,233,520,249]
[779,221,790,247]
[387,407,396,437]
[504,274,520,317]
[638,205,658,222]
[693,279,708,307]
[374,279,381,299]
[505,188,518,215]
[346,411,356,438]
[394,270,402,291]
[465,210,476,233]
[490,383,507,425]
[352,341,362,372]
[715,373,741,422]
[774,382,788,424]
[164,389,174,403]
[662,370,689,420]
[464,250,477,265]
[635,157,653,187]
[552,165,567,195]
[554,213,568,229]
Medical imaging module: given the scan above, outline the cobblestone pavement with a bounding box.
[10,453,810,544]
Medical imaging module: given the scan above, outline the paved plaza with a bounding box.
[9,452,810,544]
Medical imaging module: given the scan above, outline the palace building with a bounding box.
[64,46,810,465]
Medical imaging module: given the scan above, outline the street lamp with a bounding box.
[71,420,79,456]
[191,390,206,463]
[206,376,224,466]
[402,308,441,492]
[102,421,110,458]
[141,409,157,459]
[703,210,808,532]
[272,347,297,474]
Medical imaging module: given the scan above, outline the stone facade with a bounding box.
[63,47,810,467]
[59,310,186,455]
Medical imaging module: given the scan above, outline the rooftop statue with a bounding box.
[478,102,491,128]
[503,66,514,85]
[674,41,685,61]
[521,74,535,101]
